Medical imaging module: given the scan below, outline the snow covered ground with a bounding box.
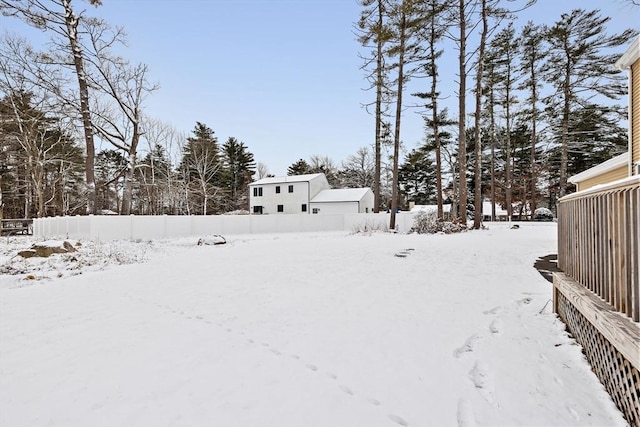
[0,223,626,427]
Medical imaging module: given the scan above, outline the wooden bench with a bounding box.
[1,219,33,236]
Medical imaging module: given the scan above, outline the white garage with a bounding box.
[309,188,374,214]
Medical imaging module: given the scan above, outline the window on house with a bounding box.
[288,185,294,193]
[253,188,258,197]
[366,207,369,213]
[301,204,307,212]
[253,206,263,214]
[275,186,280,194]
[258,187,263,196]
[277,204,284,213]
[312,208,320,214]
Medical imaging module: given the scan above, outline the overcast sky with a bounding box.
[2,0,638,175]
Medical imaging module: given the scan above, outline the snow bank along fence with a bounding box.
[553,176,640,426]
[33,212,416,241]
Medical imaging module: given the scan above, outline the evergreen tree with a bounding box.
[543,9,636,198]
[95,149,126,213]
[136,144,174,214]
[387,0,425,229]
[413,0,452,219]
[516,21,546,218]
[219,137,255,212]
[488,22,519,220]
[398,147,437,205]
[287,159,312,176]
[357,0,393,212]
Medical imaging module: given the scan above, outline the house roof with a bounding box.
[310,188,371,203]
[410,204,452,213]
[615,35,640,70]
[482,201,508,216]
[568,153,629,184]
[249,173,325,186]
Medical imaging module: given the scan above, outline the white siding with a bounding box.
[248,174,330,214]
[309,202,360,214]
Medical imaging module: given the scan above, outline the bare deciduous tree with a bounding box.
[1,0,102,213]
[82,19,158,215]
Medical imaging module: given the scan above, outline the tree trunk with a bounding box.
[472,0,487,229]
[488,77,496,222]
[559,67,570,199]
[120,151,137,215]
[457,0,467,221]
[374,0,384,213]
[390,5,407,231]
[505,64,513,221]
[529,71,538,220]
[62,0,96,215]
[0,174,3,221]
[428,12,443,220]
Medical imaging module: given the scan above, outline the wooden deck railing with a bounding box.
[557,176,640,322]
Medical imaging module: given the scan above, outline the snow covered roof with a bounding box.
[250,173,325,186]
[568,153,628,184]
[410,204,451,213]
[482,201,508,216]
[310,188,371,203]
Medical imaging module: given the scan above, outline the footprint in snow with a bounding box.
[306,364,318,371]
[454,334,481,358]
[483,306,504,316]
[339,385,354,395]
[469,360,498,407]
[367,397,381,406]
[516,297,533,306]
[566,405,580,421]
[457,399,478,427]
[489,318,502,335]
[388,414,409,426]
[325,372,338,380]
[394,248,415,258]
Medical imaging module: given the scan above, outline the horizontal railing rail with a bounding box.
[557,176,640,322]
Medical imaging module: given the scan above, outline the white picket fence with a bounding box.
[33,213,417,241]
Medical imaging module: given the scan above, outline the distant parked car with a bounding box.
[533,207,554,221]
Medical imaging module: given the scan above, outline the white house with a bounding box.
[309,188,375,214]
[248,173,330,214]
[248,173,374,214]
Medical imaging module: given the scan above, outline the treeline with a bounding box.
[357,0,636,227]
[0,0,637,222]
[0,105,258,215]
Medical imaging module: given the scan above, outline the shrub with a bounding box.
[351,219,389,234]
[410,211,468,234]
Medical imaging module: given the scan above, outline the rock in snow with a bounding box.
[197,235,226,246]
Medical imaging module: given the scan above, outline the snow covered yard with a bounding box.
[0,223,626,427]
